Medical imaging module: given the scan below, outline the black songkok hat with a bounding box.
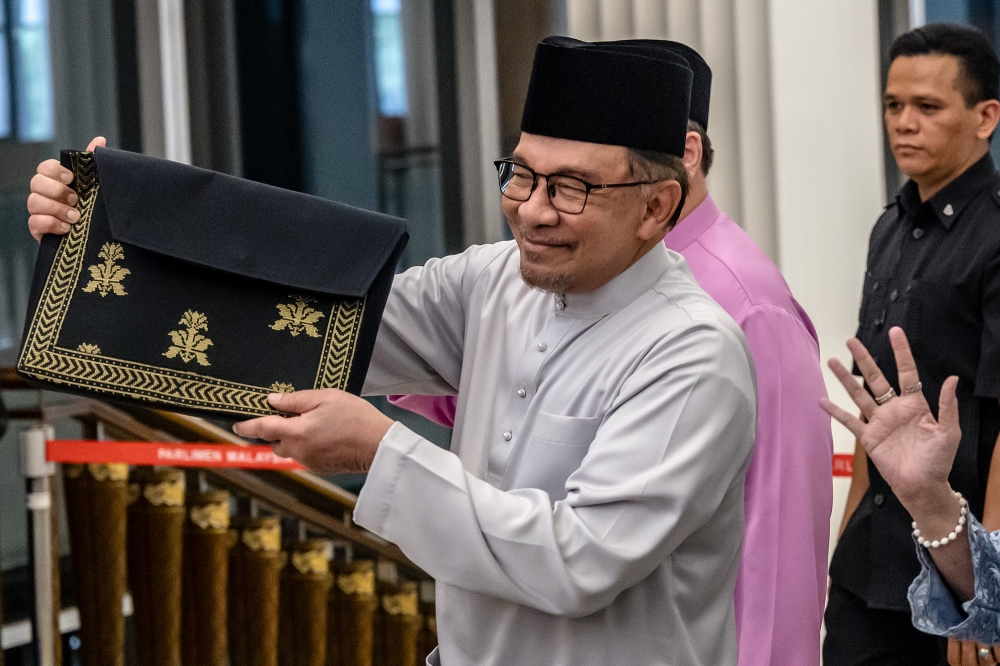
[605,40,712,130]
[520,36,693,157]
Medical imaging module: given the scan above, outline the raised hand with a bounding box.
[27,136,106,241]
[820,327,961,507]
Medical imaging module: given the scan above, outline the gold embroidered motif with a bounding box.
[270,295,326,338]
[241,523,281,552]
[190,501,230,530]
[382,590,419,616]
[314,298,366,389]
[82,242,131,297]
[143,474,185,507]
[17,151,366,417]
[337,570,376,596]
[292,550,330,576]
[76,343,101,355]
[163,310,213,367]
[87,463,129,482]
[269,382,295,393]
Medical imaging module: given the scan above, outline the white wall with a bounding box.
[768,0,886,559]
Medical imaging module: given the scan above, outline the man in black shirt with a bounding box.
[825,23,1000,666]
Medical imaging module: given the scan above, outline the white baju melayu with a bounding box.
[357,240,757,666]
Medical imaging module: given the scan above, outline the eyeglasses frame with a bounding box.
[493,159,664,214]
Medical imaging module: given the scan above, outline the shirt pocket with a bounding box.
[906,279,980,378]
[509,411,603,502]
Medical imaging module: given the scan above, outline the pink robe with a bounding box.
[388,195,833,666]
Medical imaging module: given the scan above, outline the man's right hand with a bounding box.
[821,326,961,508]
[27,136,106,241]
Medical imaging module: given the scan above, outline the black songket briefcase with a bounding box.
[18,148,407,419]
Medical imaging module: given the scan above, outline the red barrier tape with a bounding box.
[47,440,855,477]
[46,440,304,470]
[833,453,853,478]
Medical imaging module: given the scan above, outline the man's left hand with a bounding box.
[232,390,393,474]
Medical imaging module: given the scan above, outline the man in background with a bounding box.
[826,23,1000,666]
[391,41,834,666]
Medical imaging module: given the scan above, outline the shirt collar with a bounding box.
[557,242,672,319]
[897,152,998,230]
[663,194,720,252]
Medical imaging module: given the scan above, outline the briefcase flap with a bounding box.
[17,149,408,420]
[95,147,407,298]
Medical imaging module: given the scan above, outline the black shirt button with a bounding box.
[874,493,885,507]
[889,289,899,302]
[912,228,925,239]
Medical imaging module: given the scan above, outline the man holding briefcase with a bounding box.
[27,38,757,665]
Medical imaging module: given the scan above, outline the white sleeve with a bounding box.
[361,242,511,397]
[354,323,756,617]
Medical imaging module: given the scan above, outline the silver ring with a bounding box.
[903,382,923,395]
[875,388,897,405]
[979,647,990,660]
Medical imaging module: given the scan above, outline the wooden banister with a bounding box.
[0,370,423,577]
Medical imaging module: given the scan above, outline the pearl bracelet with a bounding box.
[912,491,967,549]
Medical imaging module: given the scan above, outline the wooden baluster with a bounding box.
[377,581,421,666]
[417,581,437,664]
[279,539,333,666]
[126,468,185,666]
[182,489,236,666]
[328,560,377,666]
[64,463,129,666]
[228,517,286,666]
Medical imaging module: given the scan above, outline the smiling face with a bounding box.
[503,133,680,294]
[884,54,998,196]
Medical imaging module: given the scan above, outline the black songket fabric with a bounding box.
[18,148,408,420]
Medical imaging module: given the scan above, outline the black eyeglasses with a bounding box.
[494,159,662,214]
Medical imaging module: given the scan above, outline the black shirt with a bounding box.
[830,153,1000,611]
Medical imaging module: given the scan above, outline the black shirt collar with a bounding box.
[897,152,999,230]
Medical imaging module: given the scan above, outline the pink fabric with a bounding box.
[665,196,832,666]
[388,394,457,428]
[388,195,833,665]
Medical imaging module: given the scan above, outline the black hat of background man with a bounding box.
[521,36,693,157]
[607,40,712,130]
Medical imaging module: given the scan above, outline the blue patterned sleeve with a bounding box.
[909,513,1000,642]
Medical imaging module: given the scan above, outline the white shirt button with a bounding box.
[503,431,512,441]
[537,343,547,352]
[517,388,526,398]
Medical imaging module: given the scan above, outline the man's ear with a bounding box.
[638,180,683,241]
[975,99,1000,141]
[682,131,702,181]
